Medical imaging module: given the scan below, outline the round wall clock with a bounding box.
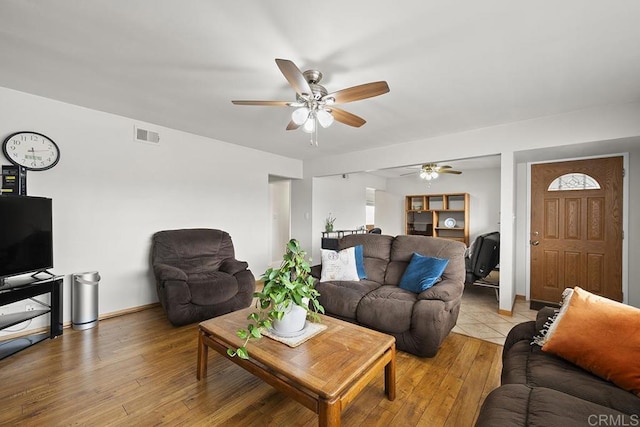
[444,217,457,228]
[2,131,60,171]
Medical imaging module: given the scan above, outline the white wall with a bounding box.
[385,168,501,245]
[499,151,517,312]
[0,87,302,333]
[310,173,386,263]
[374,190,403,236]
[515,162,529,297]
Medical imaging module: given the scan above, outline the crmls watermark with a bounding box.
[588,414,639,426]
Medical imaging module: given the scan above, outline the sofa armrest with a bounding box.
[310,264,322,280]
[153,263,188,282]
[161,280,195,325]
[503,320,536,356]
[219,258,249,276]
[501,308,555,353]
[417,279,463,302]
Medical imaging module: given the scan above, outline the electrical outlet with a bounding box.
[26,304,35,311]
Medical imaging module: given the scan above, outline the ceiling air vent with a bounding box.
[134,125,160,145]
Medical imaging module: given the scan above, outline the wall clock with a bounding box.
[2,131,60,171]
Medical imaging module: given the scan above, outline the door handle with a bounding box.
[530,240,539,246]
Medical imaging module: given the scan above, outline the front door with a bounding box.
[530,157,623,304]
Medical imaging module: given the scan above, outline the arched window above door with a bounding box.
[547,173,601,191]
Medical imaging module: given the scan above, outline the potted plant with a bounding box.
[325,213,336,232]
[227,239,324,359]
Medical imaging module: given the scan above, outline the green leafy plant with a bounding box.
[227,238,324,359]
[325,213,336,232]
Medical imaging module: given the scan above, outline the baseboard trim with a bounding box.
[98,302,161,321]
[497,294,528,316]
[61,302,161,329]
[529,300,560,311]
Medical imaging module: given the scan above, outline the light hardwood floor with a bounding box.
[0,306,502,426]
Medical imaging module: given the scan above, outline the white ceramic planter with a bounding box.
[272,298,308,335]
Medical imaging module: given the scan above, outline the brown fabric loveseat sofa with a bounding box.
[313,233,466,357]
[476,307,640,426]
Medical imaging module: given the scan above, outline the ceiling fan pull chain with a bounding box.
[310,118,318,146]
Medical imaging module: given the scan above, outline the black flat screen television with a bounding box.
[0,196,53,279]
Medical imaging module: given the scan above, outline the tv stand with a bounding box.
[0,275,63,360]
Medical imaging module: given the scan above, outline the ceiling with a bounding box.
[1,1,640,161]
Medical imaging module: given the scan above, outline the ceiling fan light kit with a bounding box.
[291,107,309,125]
[302,116,316,134]
[420,170,439,180]
[316,109,334,128]
[232,58,389,146]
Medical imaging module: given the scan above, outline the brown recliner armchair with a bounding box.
[151,228,255,326]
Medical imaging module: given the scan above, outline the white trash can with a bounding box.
[72,271,100,330]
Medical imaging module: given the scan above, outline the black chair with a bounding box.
[368,227,382,234]
[465,231,500,298]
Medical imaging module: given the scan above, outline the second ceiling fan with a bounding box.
[403,163,463,181]
[232,58,390,144]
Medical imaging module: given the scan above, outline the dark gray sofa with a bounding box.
[476,307,640,426]
[313,233,466,357]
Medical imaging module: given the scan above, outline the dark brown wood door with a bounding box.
[530,157,623,304]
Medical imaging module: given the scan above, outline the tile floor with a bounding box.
[453,284,538,346]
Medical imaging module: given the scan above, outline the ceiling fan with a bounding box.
[232,58,390,145]
[403,163,463,181]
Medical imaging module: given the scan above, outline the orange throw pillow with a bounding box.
[542,287,640,397]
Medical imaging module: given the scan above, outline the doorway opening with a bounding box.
[269,176,291,268]
[366,187,375,231]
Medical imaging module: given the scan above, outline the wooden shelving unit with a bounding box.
[405,193,469,246]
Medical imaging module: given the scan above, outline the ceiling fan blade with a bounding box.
[324,81,389,104]
[329,108,366,127]
[286,120,300,131]
[231,100,293,106]
[275,58,312,97]
[439,170,462,174]
[437,165,452,169]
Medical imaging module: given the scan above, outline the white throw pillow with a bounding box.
[320,247,360,282]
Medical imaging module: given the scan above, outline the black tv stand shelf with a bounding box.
[0,309,51,330]
[0,275,63,360]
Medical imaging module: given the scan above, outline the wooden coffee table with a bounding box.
[197,307,396,427]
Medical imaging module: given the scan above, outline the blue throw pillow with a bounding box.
[398,252,449,293]
[354,244,367,279]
